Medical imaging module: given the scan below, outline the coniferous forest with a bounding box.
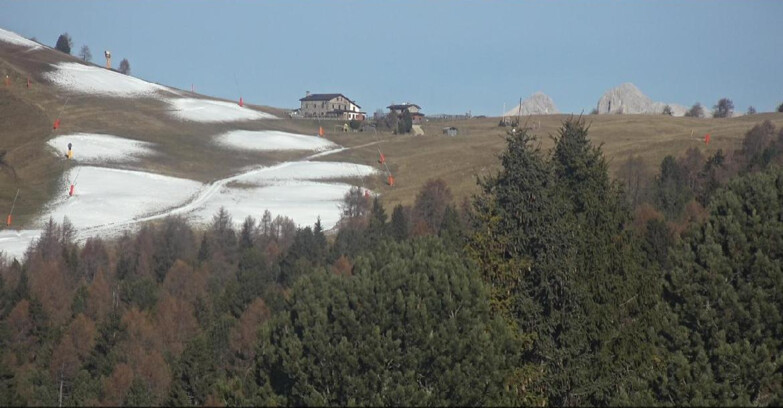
[1,118,783,406]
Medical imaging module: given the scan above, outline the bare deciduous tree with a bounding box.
[684,103,704,118]
[79,45,92,62]
[618,155,651,208]
[713,98,734,118]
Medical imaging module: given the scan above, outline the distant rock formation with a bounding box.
[504,92,559,117]
[596,83,689,116]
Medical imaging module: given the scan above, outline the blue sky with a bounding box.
[2,0,781,115]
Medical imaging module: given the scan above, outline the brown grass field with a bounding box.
[2,38,783,227]
[324,112,783,208]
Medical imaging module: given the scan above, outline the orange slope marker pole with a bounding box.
[7,188,19,226]
[53,97,70,131]
[382,161,394,187]
[69,167,82,197]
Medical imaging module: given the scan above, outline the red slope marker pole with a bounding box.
[53,97,71,131]
[7,188,19,226]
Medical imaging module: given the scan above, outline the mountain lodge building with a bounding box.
[298,92,366,121]
[387,103,425,124]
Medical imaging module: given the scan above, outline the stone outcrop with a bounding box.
[504,92,559,117]
[596,83,689,116]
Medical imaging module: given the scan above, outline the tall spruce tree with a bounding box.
[470,119,671,405]
[390,204,409,241]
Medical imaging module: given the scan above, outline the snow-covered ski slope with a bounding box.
[0,27,381,261]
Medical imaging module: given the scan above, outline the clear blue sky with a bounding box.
[2,0,781,116]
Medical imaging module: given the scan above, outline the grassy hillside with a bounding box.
[0,40,367,226]
[2,38,782,226]
[325,112,783,207]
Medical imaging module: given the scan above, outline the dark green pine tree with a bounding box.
[0,280,22,407]
[209,207,238,261]
[695,149,726,206]
[0,357,21,407]
[551,119,676,405]
[197,232,210,264]
[125,377,155,407]
[545,117,647,405]
[469,119,673,405]
[367,197,388,236]
[84,311,123,378]
[279,219,330,287]
[654,155,693,220]
[252,238,543,406]
[312,217,328,263]
[66,370,101,406]
[437,205,463,251]
[169,335,218,406]
[389,204,409,242]
[468,126,572,320]
[364,197,390,249]
[662,166,783,405]
[12,264,29,305]
[239,216,257,251]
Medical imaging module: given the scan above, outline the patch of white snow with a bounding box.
[47,133,156,163]
[190,180,359,230]
[0,27,42,49]
[215,130,336,152]
[235,161,377,184]
[43,62,172,97]
[0,229,42,262]
[42,166,201,230]
[167,98,277,122]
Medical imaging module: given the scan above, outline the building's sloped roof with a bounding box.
[300,93,342,102]
[300,93,361,108]
[387,103,421,110]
